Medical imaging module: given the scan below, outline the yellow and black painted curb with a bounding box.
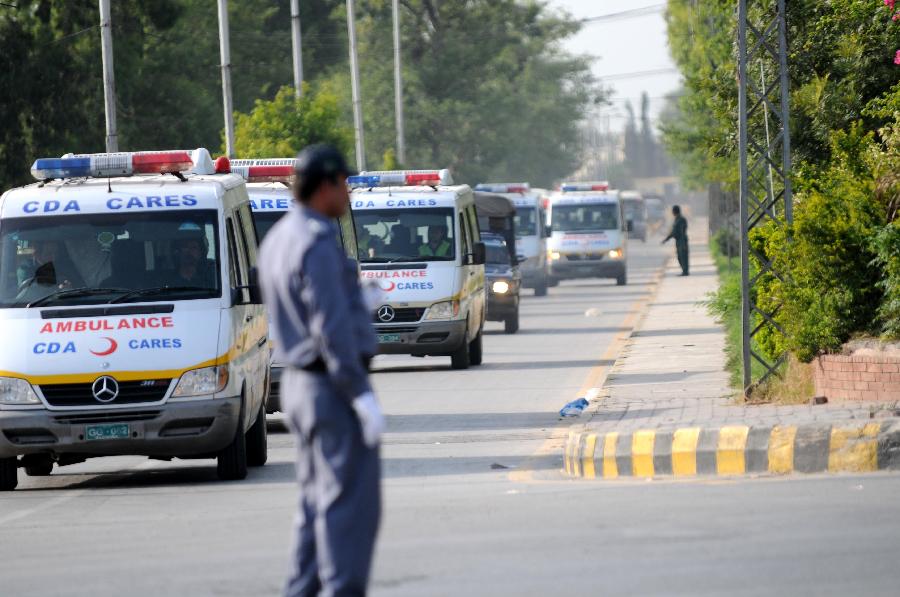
[564,420,900,479]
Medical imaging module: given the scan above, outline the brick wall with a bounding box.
[814,354,900,402]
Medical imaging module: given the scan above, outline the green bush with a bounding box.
[752,124,886,362]
[872,221,900,338]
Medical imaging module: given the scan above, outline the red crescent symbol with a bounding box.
[90,337,118,356]
[380,280,396,292]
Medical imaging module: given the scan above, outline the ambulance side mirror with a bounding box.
[626,220,634,232]
[471,242,486,266]
[545,225,553,238]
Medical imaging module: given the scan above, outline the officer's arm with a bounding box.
[301,238,372,400]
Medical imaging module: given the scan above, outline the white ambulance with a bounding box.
[230,158,359,413]
[475,183,550,296]
[350,170,486,369]
[547,181,628,286]
[0,149,269,490]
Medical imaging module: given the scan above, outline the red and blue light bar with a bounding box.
[229,158,296,183]
[348,169,453,189]
[475,182,530,194]
[560,181,610,192]
[31,151,196,180]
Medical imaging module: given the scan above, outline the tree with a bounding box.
[232,85,352,158]
[323,0,600,186]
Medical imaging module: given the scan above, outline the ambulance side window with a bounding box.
[458,213,471,259]
[236,203,258,267]
[466,205,481,243]
[225,218,243,292]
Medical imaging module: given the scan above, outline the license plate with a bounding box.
[85,423,130,441]
[377,333,401,343]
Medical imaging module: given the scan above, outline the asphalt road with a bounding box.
[3,240,900,596]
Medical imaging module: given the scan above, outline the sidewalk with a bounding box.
[564,241,900,479]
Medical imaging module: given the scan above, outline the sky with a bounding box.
[546,0,682,128]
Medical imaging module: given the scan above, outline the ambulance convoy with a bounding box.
[0,146,627,489]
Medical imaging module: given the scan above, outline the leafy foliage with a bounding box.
[232,85,352,158]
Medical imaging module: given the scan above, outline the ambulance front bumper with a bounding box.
[0,397,241,459]
[374,319,468,356]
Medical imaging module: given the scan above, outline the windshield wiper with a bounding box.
[110,286,212,304]
[26,287,130,308]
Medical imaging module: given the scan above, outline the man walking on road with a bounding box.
[258,145,383,597]
[662,204,689,276]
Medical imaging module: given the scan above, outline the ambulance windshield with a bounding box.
[0,210,221,307]
[354,208,456,263]
[552,204,619,232]
[515,206,538,235]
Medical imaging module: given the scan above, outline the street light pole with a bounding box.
[217,0,236,158]
[392,0,406,165]
[346,0,366,172]
[98,0,118,152]
[290,0,304,98]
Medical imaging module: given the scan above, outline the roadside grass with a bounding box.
[705,240,812,404]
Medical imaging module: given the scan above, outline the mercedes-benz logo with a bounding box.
[92,376,120,403]
[377,305,396,323]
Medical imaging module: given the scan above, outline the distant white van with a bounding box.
[475,183,550,296]
[350,170,486,369]
[0,149,270,490]
[547,181,628,286]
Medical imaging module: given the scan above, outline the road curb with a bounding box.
[564,420,900,479]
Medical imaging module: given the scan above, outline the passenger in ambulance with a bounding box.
[17,239,85,290]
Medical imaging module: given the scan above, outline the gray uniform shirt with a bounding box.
[258,205,376,400]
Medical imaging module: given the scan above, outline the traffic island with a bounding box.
[563,238,900,481]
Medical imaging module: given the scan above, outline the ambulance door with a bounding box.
[462,204,486,333]
[226,207,266,422]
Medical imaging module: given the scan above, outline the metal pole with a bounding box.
[98,0,118,152]
[776,0,793,224]
[346,0,366,171]
[290,0,304,98]
[760,60,776,211]
[392,0,406,165]
[217,0,236,158]
[737,0,752,392]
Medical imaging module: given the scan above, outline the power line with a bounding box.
[598,67,680,81]
[580,4,665,24]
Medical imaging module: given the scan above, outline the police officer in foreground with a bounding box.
[258,145,383,597]
[662,204,689,276]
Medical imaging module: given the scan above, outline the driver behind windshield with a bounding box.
[17,239,84,290]
[164,232,216,288]
[419,224,451,258]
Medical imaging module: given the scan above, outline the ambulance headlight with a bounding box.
[425,300,460,320]
[492,280,510,294]
[0,377,40,405]
[549,250,562,261]
[172,366,229,397]
[608,249,623,259]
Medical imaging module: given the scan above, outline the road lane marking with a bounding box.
[0,489,87,526]
[509,255,671,483]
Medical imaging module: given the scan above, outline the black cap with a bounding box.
[294,144,356,183]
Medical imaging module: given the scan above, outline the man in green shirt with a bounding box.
[662,204,689,276]
[419,224,452,258]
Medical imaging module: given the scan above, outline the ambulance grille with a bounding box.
[372,308,425,323]
[39,380,171,407]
